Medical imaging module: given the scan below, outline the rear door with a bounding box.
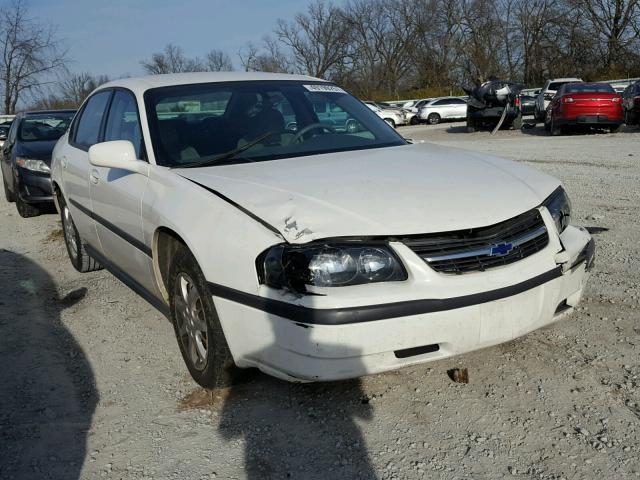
[89,89,155,292]
[62,90,113,248]
[447,98,468,118]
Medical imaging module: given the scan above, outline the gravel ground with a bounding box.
[1,122,639,480]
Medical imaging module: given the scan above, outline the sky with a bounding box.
[28,0,327,78]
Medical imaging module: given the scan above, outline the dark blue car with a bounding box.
[1,110,75,217]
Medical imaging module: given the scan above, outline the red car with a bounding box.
[545,82,623,135]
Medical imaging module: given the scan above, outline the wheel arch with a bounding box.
[152,226,192,304]
[52,181,62,213]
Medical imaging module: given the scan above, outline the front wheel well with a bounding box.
[52,181,62,213]
[153,227,189,303]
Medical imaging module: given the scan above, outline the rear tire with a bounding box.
[59,195,103,272]
[169,244,236,389]
[427,113,441,125]
[550,117,561,136]
[16,194,40,218]
[3,175,15,203]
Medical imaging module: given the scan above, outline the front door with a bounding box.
[89,89,156,293]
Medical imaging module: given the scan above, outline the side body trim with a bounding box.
[208,266,564,325]
[69,198,152,257]
[85,244,169,318]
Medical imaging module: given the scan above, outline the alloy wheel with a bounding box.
[174,273,208,371]
[63,205,78,262]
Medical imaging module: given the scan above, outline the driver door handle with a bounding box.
[60,156,68,169]
[90,169,100,185]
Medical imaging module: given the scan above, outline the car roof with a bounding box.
[98,72,325,97]
[428,96,463,103]
[548,78,582,83]
[24,109,76,116]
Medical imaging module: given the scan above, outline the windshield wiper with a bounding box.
[175,131,273,169]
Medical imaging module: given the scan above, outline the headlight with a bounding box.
[259,243,407,292]
[16,157,50,173]
[543,187,572,233]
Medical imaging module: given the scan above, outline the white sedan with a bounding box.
[51,72,594,388]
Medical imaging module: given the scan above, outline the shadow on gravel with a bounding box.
[213,340,377,479]
[217,374,375,479]
[0,250,97,480]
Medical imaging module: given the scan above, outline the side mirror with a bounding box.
[89,141,148,176]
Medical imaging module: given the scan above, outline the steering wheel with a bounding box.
[290,123,335,144]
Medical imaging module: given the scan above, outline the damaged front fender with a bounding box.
[555,225,594,272]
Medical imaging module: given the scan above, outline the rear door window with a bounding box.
[73,91,112,149]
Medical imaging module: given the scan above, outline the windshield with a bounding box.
[548,81,576,91]
[564,84,615,94]
[18,112,74,142]
[144,81,406,167]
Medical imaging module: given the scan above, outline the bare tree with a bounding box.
[238,40,292,73]
[575,0,640,72]
[60,72,110,106]
[205,49,233,71]
[140,43,204,74]
[0,0,68,114]
[342,0,421,97]
[275,0,350,78]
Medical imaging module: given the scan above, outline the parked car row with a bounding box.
[1,110,75,217]
[1,71,595,389]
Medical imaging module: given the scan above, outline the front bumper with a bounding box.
[15,167,53,203]
[213,220,593,382]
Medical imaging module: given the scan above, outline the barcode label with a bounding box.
[303,84,346,94]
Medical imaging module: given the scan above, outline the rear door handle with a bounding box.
[90,169,100,184]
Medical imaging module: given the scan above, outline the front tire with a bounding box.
[16,193,40,218]
[59,195,102,272]
[3,175,15,202]
[169,244,235,389]
[384,118,396,128]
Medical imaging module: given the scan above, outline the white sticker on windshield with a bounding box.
[303,84,346,94]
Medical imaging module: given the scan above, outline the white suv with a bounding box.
[51,72,593,388]
[417,97,467,124]
[534,78,583,122]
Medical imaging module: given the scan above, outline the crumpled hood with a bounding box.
[176,143,560,243]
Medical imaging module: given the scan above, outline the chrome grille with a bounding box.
[403,209,549,274]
